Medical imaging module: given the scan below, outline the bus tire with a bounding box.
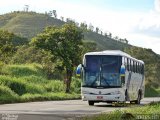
[88,101,94,106]
[135,92,141,104]
[125,90,129,101]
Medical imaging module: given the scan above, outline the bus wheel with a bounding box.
[135,92,141,104]
[125,90,129,101]
[88,101,94,106]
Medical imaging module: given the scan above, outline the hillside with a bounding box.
[0,11,160,95]
[84,31,130,50]
[0,12,64,39]
[0,11,129,51]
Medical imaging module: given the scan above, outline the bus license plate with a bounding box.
[97,96,103,99]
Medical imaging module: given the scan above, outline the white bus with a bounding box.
[76,50,145,106]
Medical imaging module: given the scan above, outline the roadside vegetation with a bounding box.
[83,102,160,120]
[0,64,81,104]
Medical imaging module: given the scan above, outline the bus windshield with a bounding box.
[83,55,122,88]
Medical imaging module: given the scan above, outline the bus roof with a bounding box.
[84,50,144,64]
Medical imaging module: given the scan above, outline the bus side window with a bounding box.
[138,63,141,74]
[127,58,130,71]
[136,62,138,73]
[134,62,136,73]
[140,64,142,74]
[133,61,135,73]
[137,63,139,73]
[140,64,143,74]
[142,64,144,74]
[134,61,137,73]
[141,64,142,74]
[122,57,125,65]
[124,57,127,70]
[130,59,132,72]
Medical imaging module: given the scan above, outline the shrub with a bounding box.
[71,77,81,93]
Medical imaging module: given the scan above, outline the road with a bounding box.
[0,97,159,120]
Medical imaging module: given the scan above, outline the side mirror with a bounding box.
[120,64,125,75]
[76,64,82,76]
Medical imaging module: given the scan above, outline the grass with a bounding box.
[0,85,19,104]
[0,64,81,104]
[83,102,160,120]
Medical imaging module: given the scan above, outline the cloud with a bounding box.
[132,11,160,38]
[154,0,160,12]
[125,0,160,54]
[132,0,160,38]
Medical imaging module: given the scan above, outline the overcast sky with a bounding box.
[0,0,160,54]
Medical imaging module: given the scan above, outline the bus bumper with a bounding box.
[82,94,125,102]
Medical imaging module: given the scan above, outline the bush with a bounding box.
[0,61,5,75]
[71,77,81,93]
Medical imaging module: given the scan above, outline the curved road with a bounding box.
[0,97,159,120]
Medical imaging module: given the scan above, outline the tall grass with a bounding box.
[0,85,19,104]
[2,64,45,78]
[0,64,81,104]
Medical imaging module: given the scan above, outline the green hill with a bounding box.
[0,11,64,39]
[84,31,130,50]
[0,11,129,51]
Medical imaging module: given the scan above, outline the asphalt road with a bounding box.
[0,97,159,120]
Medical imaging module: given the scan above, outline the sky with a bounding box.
[0,0,160,54]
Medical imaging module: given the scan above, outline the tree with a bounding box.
[48,11,52,17]
[53,10,57,18]
[114,36,119,40]
[108,32,112,38]
[30,23,83,93]
[95,27,99,33]
[66,18,76,24]
[88,23,94,31]
[80,22,87,30]
[124,38,129,44]
[82,41,98,53]
[60,16,64,21]
[0,30,18,63]
[11,45,46,64]
[100,31,103,35]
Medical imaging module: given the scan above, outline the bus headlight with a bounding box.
[110,91,121,95]
[82,91,90,94]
